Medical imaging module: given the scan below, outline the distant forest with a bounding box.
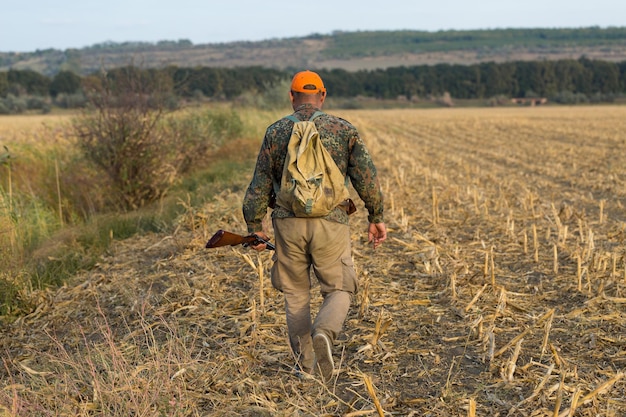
[3,27,626,75]
[320,58,626,100]
[3,26,626,113]
[1,56,625,114]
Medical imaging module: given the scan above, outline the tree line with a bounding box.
[1,57,625,114]
[321,27,626,58]
[320,58,626,102]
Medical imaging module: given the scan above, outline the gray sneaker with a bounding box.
[313,333,334,382]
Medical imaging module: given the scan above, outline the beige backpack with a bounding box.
[275,111,349,217]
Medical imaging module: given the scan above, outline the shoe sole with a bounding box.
[313,333,334,382]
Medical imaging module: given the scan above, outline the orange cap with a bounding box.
[290,70,326,94]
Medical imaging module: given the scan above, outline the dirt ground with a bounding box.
[2,106,626,416]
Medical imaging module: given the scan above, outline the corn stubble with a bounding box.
[2,105,626,416]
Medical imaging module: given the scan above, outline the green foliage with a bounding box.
[317,58,626,100]
[0,94,27,114]
[0,277,19,315]
[4,188,62,253]
[558,91,587,104]
[49,70,82,97]
[7,68,50,96]
[0,94,54,114]
[321,27,626,59]
[0,209,167,315]
[164,108,244,174]
[3,52,626,110]
[31,249,95,289]
[26,96,51,113]
[0,181,64,314]
[172,66,284,99]
[0,71,8,97]
[236,78,292,109]
[53,92,87,109]
[32,213,162,281]
[0,102,256,316]
[72,69,248,206]
[0,145,9,165]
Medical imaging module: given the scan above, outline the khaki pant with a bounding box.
[271,217,357,371]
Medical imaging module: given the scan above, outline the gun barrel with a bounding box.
[260,239,276,251]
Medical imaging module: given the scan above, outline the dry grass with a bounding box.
[0,114,73,134]
[2,105,626,416]
[0,114,75,272]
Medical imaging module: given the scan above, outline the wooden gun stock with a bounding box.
[205,230,276,251]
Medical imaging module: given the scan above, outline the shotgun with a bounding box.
[205,230,276,251]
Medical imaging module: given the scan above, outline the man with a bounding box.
[242,70,386,382]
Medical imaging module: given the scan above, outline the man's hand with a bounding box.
[250,231,270,252]
[368,222,387,249]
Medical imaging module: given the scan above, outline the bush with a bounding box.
[486,95,511,107]
[589,92,616,103]
[73,66,243,211]
[550,91,589,104]
[236,79,291,109]
[165,108,244,174]
[75,111,178,210]
[0,94,27,114]
[54,92,87,109]
[74,68,180,210]
[24,96,51,114]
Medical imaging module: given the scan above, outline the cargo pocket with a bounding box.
[341,256,358,294]
[270,253,283,292]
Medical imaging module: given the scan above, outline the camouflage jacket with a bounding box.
[243,104,384,233]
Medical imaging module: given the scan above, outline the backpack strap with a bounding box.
[309,110,325,121]
[284,111,325,124]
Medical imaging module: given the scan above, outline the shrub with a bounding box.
[54,92,87,109]
[236,79,291,110]
[486,95,511,107]
[73,66,245,211]
[164,108,244,174]
[589,92,616,103]
[550,91,589,104]
[26,96,49,111]
[74,68,180,210]
[0,94,27,114]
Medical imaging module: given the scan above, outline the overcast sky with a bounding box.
[1,0,625,52]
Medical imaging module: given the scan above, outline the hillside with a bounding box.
[2,106,626,415]
[2,27,626,76]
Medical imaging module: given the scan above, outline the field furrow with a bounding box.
[2,106,626,416]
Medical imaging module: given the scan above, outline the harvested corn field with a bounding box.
[2,105,626,416]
